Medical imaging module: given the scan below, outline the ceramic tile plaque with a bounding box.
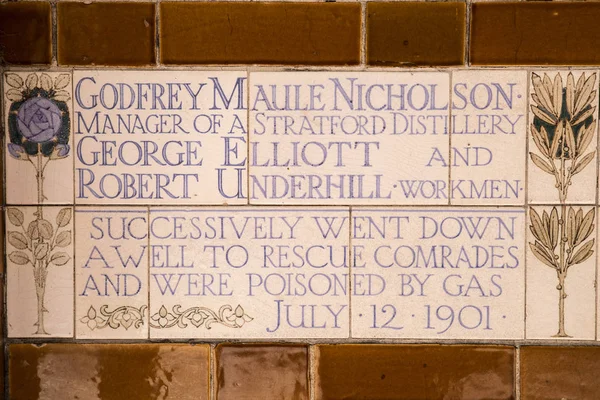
[72,70,247,205]
[249,72,450,205]
[4,69,600,340]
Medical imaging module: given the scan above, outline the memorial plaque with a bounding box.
[4,69,600,341]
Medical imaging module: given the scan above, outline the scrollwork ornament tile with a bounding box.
[6,206,74,337]
[4,71,74,205]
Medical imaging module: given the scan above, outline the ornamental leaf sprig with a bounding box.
[528,71,598,337]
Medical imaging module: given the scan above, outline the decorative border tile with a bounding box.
[6,206,74,337]
[4,71,74,205]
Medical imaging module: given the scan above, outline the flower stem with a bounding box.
[554,203,569,337]
[36,145,44,214]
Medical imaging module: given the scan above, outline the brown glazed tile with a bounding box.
[57,2,155,66]
[0,2,51,64]
[521,346,600,399]
[315,345,514,400]
[216,344,308,400]
[471,3,600,65]
[367,2,465,66]
[9,344,209,400]
[160,2,360,65]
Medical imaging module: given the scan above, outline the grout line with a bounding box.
[6,66,600,72]
[0,63,6,398]
[51,1,58,68]
[6,336,600,346]
[515,345,521,400]
[1,86,5,397]
[523,69,530,340]
[71,70,77,339]
[595,201,598,342]
[348,207,353,339]
[210,343,216,400]
[308,344,316,400]
[595,68,599,343]
[146,205,150,340]
[246,71,251,205]
[360,1,367,67]
[4,203,595,208]
[464,0,471,67]
[155,0,161,68]
[448,71,453,206]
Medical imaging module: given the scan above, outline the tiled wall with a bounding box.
[4,1,600,400]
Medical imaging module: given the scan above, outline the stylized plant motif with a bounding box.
[4,73,72,335]
[5,72,71,204]
[529,72,597,337]
[6,207,72,334]
[149,304,253,329]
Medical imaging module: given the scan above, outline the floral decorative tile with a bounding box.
[528,70,598,205]
[4,71,74,205]
[75,207,149,339]
[6,206,74,337]
[526,205,596,339]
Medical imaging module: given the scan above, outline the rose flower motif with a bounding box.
[17,97,63,143]
[8,87,71,158]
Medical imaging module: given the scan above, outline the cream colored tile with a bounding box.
[528,70,598,205]
[450,70,527,205]
[526,205,596,340]
[4,71,74,205]
[351,207,525,339]
[72,71,247,205]
[6,206,74,337]
[249,72,450,205]
[75,207,149,339]
[149,207,350,338]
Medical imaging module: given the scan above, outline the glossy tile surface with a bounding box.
[9,343,209,400]
[57,2,155,66]
[149,207,350,339]
[249,71,450,205]
[521,346,600,400]
[315,345,515,400]
[160,2,360,65]
[0,2,51,65]
[351,207,525,339]
[450,70,527,205]
[367,2,465,66]
[216,345,308,400]
[75,207,149,339]
[72,70,247,205]
[471,3,600,65]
